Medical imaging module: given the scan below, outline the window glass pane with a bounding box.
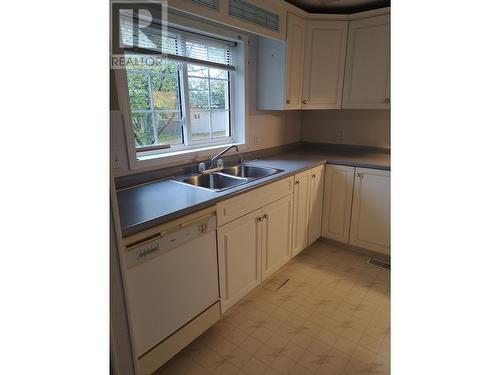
[188,64,209,77]
[211,111,230,138]
[188,77,209,109]
[191,110,211,141]
[127,73,150,110]
[131,112,154,147]
[157,112,183,145]
[210,80,228,109]
[151,74,180,110]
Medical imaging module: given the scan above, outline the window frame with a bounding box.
[126,63,185,151]
[179,62,235,150]
[130,61,236,158]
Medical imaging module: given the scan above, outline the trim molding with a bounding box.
[319,237,390,263]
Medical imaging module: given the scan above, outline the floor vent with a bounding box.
[263,277,289,292]
[368,258,390,270]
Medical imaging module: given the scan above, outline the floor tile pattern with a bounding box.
[154,241,390,375]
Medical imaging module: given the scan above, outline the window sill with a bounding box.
[137,143,243,161]
[132,142,247,171]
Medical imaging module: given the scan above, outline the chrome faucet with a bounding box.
[210,145,239,168]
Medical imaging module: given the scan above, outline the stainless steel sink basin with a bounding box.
[221,165,282,179]
[178,173,248,192]
[171,164,283,192]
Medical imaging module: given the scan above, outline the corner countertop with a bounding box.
[116,148,390,237]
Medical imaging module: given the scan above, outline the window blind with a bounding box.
[120,15,237,70]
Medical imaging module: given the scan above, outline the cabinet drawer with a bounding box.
[217,176,293,226]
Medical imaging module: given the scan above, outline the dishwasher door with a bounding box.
[124,215,219,356]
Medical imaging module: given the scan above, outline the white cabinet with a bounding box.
[217,186,294,312]
[322,165,390,255]
[291,170,310,257]
[257,16,347,111]
[284,13,306,110]
[322,165,355,243]
[307,166,325,245]
[302,20,348,109]
[342,14,390,109]
[217,210,262,313]
[257,13,305,110]
[292,165,325,257]
[261,195,293,281]
[349,168,391,254]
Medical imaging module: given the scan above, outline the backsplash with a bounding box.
[301,109,390,149]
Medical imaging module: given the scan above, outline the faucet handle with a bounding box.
[198,162,206,172]
[216,159,224,168]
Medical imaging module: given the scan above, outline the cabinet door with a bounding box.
[217,209,262,313]
[342,15,390,109]
[302,20,348,109]
[308,166,325,245]
[349,168,390,254]
[285,13,306,110]
[261,195,293,281]
[322,165,355,243]
[291,171,310,257]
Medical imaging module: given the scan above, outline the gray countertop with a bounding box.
[116,148,390,237]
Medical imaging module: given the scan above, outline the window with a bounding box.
[120,20,238,156]
[125,59,183,149]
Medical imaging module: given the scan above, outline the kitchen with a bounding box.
[3,1,499,375]
[111,1,390,374]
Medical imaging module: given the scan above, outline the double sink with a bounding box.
[172,164,283,192]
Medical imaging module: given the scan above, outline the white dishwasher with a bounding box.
[124,213,219,357]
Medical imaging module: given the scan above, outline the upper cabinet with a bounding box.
[301,20,348,109]
[258,16,348,110]
[342,14,391,109]
[257,13,306,111]
[257,9,390,111]
[285,14,306,110]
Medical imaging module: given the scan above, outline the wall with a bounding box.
[301,109,390,148]
[110,34,301,177]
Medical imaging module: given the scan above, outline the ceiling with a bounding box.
[284,0,390,14]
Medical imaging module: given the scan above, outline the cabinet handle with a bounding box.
[258,216,263,222]
[384,98,390,104]
[295,180,300,185]
[263,214,268,219]
[356,172,363,178]
[286,99,291,104]
[312,174,316,178]
[302,100,307,104]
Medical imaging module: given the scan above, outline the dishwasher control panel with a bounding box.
[125,215,216,268]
